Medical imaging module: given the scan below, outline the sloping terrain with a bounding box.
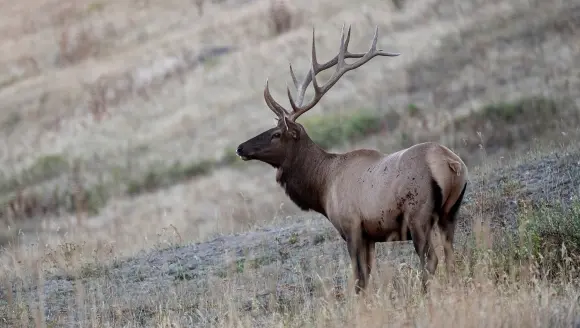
[1,0,579,260]
[2,144,579,327]
[0,0,580,326]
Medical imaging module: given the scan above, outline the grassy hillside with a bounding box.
[0,0,579,326]
[1,143,579,327]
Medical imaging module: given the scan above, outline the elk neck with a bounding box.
[276,138,335,217]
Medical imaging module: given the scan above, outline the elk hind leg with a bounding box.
[438,182,467,281]
[425,218,439,278]
[408,210,437,293]
[411,180,444,292]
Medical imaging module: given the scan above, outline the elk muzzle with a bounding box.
[236,144,252,161]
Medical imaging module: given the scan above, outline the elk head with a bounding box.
[236,25,400,168]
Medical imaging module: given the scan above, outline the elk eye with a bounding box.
[272,132,281,139]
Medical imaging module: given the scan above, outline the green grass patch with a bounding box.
[444,96,580,164]
[86,1,105,12]
[301,109,388,149]
[456,96,563,127]
[126,160,213,195]
[0,148,244,223]
[0,154,69,194]
[519,199,580,261]
[450,96,578,147]
[480,198,580,282]
[0,179,111,221]
[26,154,69,182]
[126,149,239,196]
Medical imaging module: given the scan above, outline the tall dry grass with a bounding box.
[1,209,579,327]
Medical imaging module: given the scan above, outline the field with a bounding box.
[1,0,580,326]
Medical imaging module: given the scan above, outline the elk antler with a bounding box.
[264,24,400,121]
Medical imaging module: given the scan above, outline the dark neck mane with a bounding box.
[276,140,333,217]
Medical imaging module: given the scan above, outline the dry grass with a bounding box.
[1,0,580,326]
[0,0,576,249]
[1,142,579,327]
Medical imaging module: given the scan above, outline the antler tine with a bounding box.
[287,25,400,121]
[264,79,290,119]
[287,25,348,118]
[285,27,318,112]
[336,24,350,72]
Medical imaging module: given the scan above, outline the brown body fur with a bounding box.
[273,132,468,292]
[236,25,469,293]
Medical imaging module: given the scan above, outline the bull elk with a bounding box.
[236,25,469,293]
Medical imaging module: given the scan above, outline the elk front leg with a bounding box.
[366,240,376,280]
[347,236,371,294]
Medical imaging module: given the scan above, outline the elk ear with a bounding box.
[282,116,299,139]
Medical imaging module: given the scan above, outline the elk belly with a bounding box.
[361,211,402,242]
